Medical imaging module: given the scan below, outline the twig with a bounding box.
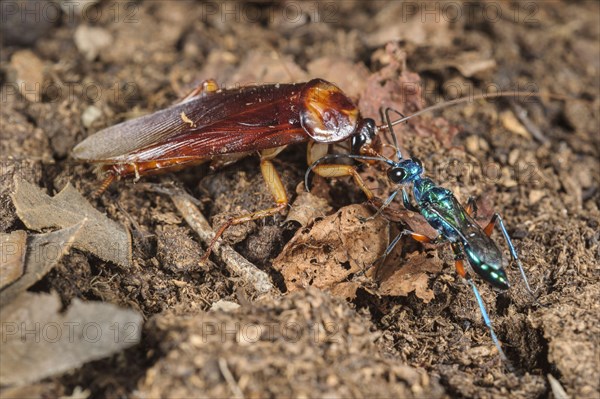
[547,374,570,399]
[218,357,244,399]
[170,193,275,295]
[510,102,549,144]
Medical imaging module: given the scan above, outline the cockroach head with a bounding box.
[351,118,380,155]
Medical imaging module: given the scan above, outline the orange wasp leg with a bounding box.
[452,242,469,279]
[465,196,478,218]
[483,216,497,237]
[465,196,495,238]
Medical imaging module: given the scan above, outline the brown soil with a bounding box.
[1,1,598,398]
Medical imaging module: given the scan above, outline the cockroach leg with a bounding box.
[306,142,328,165]
[306,142,374,199]
[179,79,219,102]
[92,172,116,199]
[311,164,374,200]
[170,191,275,295]
[131,163,141,182]
[202,150,289,261]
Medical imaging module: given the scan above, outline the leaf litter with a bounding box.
[0,223,83,303]
[11,179,132,268]
[0,291,142,388]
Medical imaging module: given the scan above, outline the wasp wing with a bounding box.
[427,195,505,274]
[427,195,494,248]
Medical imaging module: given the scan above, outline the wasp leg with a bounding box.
[452,242,469,279]
[367,228,443,279]
[468,278,512,368]
[401,187,420,212]
[360,189,400,223]
[360,184,419,223]
[451,243,512,368]
[306,142,375,200]
[360,186,417,223]
[380,229,437,259]
[465,196,478,217]
[202,150,288,261]
[485,213,535,297]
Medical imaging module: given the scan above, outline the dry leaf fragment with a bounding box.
[0,291,143,387]
[0,231,27,289]
[375,251,443,303]
[366,2,452,48]
[285,183,333,227]
[425,51,497,78]
[369,196,438,238]
[306,57,370,99]
[11,179,132,268]
[228,51,308,85]
[501,110,531,138]
[273,204,388,295]
[452,52,496,78]
[0,223,83,304]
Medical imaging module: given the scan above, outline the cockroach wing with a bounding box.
[72,79,363,164]
[73,101,199,161]
[72,82,309,162]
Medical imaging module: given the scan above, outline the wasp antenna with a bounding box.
[384,107,407,160]
[388,90,574,128]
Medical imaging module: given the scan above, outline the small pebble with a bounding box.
[74,25,112,61]
[501,110,530,138]
[81,105,102,128]
[529,189,545,205]
[210,300,240,313]
[465,135,480,153]
[10,49,45,102]
[508,148,520,166]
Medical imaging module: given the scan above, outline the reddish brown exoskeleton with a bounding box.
[72,79,383,255]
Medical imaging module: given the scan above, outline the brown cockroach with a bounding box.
[72,79,384,256]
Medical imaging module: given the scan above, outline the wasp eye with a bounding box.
[413,157,423,168]
[387,167,406,183]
